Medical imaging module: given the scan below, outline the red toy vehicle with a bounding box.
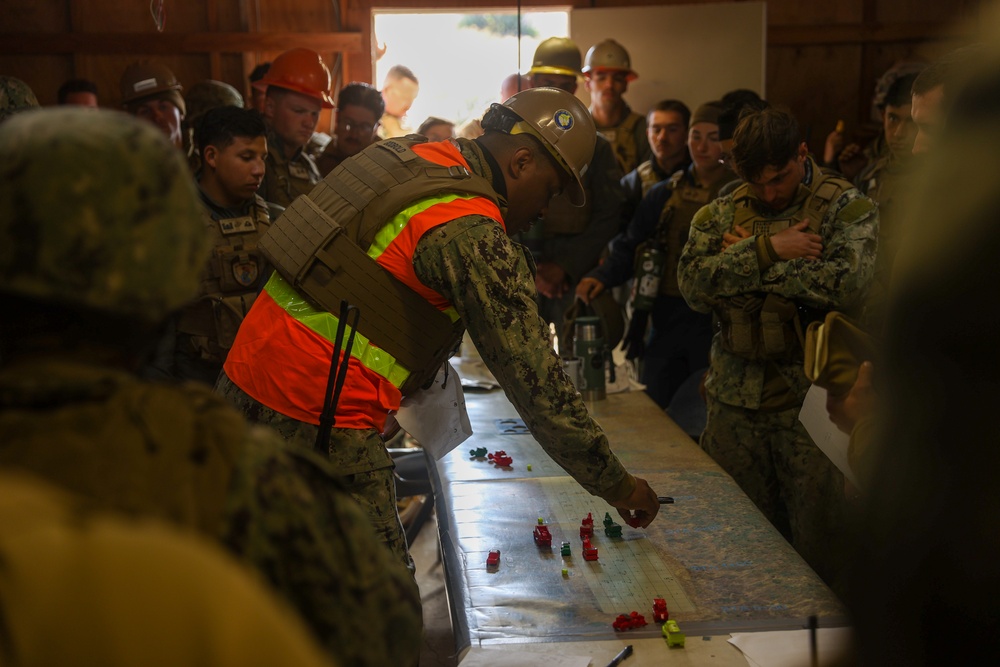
[580,512,594,538]
[612,611,648,631]
[652,598,669,623]
[533,525,552,547]
[486,549,501,567]
[582,537,598,561]
[488,450,513,466]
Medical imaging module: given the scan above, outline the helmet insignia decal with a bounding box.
[554,109,573,131]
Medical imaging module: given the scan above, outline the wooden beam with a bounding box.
[768,21,966,46]
[0,31,363,55]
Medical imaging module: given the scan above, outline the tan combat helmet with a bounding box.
[0,108,209,322]
[529,37,583,78]
[120,61,186,115]
[484,87,597,206]
[582,39,638,81]
[184,80,244,126]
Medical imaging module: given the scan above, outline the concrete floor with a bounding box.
[411,506,460,667]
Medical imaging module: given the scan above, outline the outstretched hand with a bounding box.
[609,476,660,528]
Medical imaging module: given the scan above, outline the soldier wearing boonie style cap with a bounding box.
[120,61,186,149]
[0,108,422,667]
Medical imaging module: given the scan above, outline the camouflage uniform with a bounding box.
[218,137,638,570]
[415,140,636,503]
[515,134,624,326]
[0,109,421,667]
[677,156,878,588]
[0,76,40,123]
[260,129,321,208]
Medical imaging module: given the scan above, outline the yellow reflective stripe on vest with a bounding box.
[263,272,411,388]
[365,192,470,323]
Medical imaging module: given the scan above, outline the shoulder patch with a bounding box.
[690,202,716,229]
[837,196,876,222]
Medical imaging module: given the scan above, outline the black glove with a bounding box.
[622,309,649,361]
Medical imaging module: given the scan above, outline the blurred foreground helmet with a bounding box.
[529,37,583,78]
[185,80,244,124]
[484,87,597,206]
[120,61,186,116]
[0,108,209,322]
[0,76,40,123]
[253,48,334,108]
[582,39,638,81]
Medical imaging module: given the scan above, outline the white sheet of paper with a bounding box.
[459,648,591,667]
[395,362,472,460]
[798,385,859,488]
[729,627,853,667]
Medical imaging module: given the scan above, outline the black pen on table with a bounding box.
[605,644,633,667]
[658,496,674,504]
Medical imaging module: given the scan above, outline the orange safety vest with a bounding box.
[224,141,503,432]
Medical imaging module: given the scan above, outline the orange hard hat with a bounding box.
[253,48,334,108]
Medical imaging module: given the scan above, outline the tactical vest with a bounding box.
[599,112,643,175]
[263,139,321,209]
[636,160,662,199]
[251,136,501,402]
[176,196,271,364]
[651,170,715,297]
[717,171,853,360]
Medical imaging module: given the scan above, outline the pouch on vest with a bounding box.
[718,294,763,358]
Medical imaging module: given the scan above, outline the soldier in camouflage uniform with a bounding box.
[217,88,661,570]
[0,108,421,667]
[0,75,40,123]
[677,107,878,590]
[255,48,332,208]
[143,106,273,386]
[182,79,245,172]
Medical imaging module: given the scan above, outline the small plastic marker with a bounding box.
[527,464,532,471]
[562,568,569,577]
[538,517,544,524]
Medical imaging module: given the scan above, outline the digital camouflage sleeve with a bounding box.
[677,187,878,408]
[412,216,636,503]
[678,189,878,313]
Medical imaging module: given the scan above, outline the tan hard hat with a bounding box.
[120,61,186,116]
[501,87,596,206]
[582,39,638,81]
[254,48,334,108]
[529,37,583,78]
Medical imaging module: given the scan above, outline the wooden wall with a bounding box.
[0,0,983,152]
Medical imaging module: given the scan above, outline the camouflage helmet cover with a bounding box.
[184,80,245,123]
[0,76,40,123]
[0,108,209,321]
